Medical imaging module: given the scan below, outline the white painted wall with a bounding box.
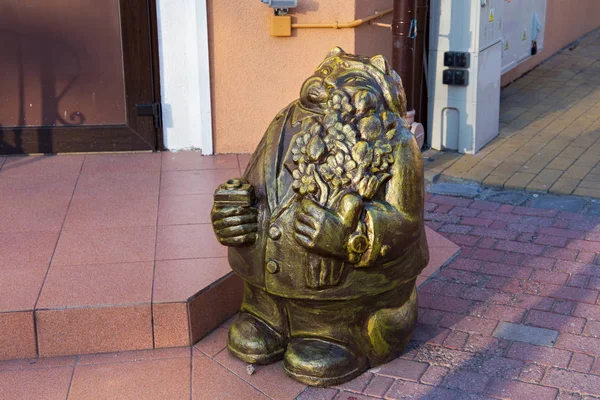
[156,0,213,153]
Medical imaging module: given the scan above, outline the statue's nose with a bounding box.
[308,84,327,102]
[304,77,328,103]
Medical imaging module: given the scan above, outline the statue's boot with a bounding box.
[281,280,418,386]
[227,312,286,364]
[283,338,366,387]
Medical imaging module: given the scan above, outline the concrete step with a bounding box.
[0,227,458,361]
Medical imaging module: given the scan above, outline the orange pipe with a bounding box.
[291,8,393,29]
[370,22,393,29]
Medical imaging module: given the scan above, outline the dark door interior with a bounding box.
[0,0,161,154]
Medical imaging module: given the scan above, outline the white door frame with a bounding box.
[156,0,213,154]
[196,0,213,155]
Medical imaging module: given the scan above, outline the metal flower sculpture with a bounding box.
[291,88,398,208]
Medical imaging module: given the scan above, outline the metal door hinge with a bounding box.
[136,103,162,128]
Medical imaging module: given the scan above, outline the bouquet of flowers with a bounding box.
[291,88,402,209]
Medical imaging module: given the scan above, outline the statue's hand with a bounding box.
[211,205,258,247]
[293,194,363,260]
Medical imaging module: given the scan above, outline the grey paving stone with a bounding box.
[424,213,461,224]
[586,202,600,217]
[531,196,586,213]
[424,169,441,184]
[427,183,482,198]
[493,322,558,347]
[481,190,530,206]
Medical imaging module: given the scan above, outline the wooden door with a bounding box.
[0,0,161,154]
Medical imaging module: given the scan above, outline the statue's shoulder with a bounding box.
[250,101,300,164]
[268,101,299,128]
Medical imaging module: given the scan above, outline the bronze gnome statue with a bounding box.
[211,47,428,387]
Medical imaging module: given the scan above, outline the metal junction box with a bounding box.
[502,0,547,73]
[428,0,504,154]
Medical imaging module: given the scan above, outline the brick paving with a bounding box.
[2,190,600,399]
[297,192,600,399]
[426,28,600,198]
[0,153,459,363]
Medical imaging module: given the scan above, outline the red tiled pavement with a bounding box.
[0,152,246,361]
[2,187,600,398]
[0,152,459,364]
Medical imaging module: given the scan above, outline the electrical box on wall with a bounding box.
[502,0,547,73]
[444,52,470,68]
[428,0,503,154]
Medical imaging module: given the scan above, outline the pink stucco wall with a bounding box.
[207,1,392,153]
[501,0,600,86]
[208,1,599,153]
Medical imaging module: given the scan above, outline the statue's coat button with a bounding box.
[266,260,280,274]
[349,234,369,254]
[269,225,282,240]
